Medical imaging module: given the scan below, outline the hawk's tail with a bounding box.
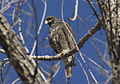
[65,66,72,79]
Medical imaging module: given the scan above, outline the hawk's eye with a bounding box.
[45,18,52,24]
[45,16,55,24]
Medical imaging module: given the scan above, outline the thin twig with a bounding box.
[78,50,98,84]
[0,58,9,84]
[52,65,60,78]
[86,0,103,25]
[11,19,19,29]
[76,57,90,84]
[31,0,39,57]
[0,0,18,13]
[51,61,60,78]
[104,74,113,84]
[82,53,108,74]
[30,0,47,56]
[12,6,16,24]
[48,61,60,83]
[68,0,78,21]
[12,78,21,84]
[18,0,29,54]
[40,67,50,77]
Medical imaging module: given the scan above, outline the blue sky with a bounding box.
[0,0,112,84]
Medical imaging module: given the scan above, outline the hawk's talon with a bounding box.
[58,52,63,57]
[62,49,69,54]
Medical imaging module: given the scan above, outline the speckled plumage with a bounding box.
[45,16,76,79]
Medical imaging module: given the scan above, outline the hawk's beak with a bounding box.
[45,20,48,24]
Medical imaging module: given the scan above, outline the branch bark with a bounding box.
[0,14,43,84]
[100,0,120,84]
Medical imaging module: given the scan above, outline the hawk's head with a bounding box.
[45,16,59,26]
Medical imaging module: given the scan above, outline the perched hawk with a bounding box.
[45,16,76,79]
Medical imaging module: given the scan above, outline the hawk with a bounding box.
[45,16,76,79]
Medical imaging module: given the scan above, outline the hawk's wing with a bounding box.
[49,22,69,53]
[62,22,76,50]
[61,22,76,64]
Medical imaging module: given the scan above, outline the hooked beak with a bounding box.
[45,20,48,24]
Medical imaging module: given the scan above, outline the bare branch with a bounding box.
[30,0,47,56]
[82,53,108,74]
[104,74,113,84]
[30,0,39,57]
[0,14,45,84]
[12,78,21,84]
[48,61,60,83]
[86,0,103,25]
[18,0,29,54]
[52,64,60,78]
[0,0,18,13]
[68,0,78,21]
[76,57,90,84]
[40,66,50,77]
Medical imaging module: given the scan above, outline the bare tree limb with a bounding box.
[0,14,45,84]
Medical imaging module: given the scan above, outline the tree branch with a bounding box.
[0,14,46,84]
